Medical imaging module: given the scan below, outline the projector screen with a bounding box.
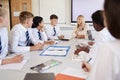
[71,0,104,23]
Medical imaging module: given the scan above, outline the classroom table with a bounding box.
[0,39,90,80]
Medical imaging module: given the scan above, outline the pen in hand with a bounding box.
[82,58,92,69]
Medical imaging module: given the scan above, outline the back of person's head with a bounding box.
[50,14,58,20]
[91,10,105,31]
[0,8,6,18]
[104,0,120,39]
[32,16,43,28]
[19,11,34,24]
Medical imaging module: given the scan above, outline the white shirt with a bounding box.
[0,27,8,65]
[31,28,48,42]
[87,40,120,80]
[10,24,41,53]
[89,28,115,63]
[72,25,88,39]
[45,24,61,40]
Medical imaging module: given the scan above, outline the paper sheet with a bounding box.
[41,46,70,56]
[0,54,30,70]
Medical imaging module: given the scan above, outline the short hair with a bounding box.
[50,14,58,20]
[104,0,120,39]
[91,10,105,28]
[0,8,7,17]
[32,16,43,28]
[19,11,34,24]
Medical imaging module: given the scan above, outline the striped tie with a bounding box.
[38,31,42,40]
[53,28,56,36]
[0,37,2,54]
[25,31,31,46]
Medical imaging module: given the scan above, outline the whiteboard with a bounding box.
[39,0,66,24]
[71,0,104,23]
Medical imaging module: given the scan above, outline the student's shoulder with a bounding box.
[28,28,35,32]
[0,27,8,34]
[11,24,23,31]
[99,40,117,50]
[44,25,52,30]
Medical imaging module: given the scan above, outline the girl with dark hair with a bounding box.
[32,16,54,44]
[84,0,120,80]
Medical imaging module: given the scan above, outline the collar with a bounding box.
[20,23,28,32]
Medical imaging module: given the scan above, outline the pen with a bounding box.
[87,58,92,63]
[82,58,92,69]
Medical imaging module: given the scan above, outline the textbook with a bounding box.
[55,67,87,80]
[56,74,85,80]
[24,73,55,80]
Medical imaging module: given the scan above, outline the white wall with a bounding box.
[31,0,72,26]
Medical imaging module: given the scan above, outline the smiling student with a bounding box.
[31,16,54,44]
[45,14,64,40]
[10,11,44,53]
[0,8,23,65]
[73,15,87,39]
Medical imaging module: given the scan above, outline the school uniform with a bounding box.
[79,28,114,62]
[87,40,120,80]
[0,27,8,65]
[88,27,115,64]
[10,24,41,53]
[45,25,61,40]
[31,28,48,42]
[72,25,88,39]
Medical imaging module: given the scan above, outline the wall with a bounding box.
[31,0,71,26]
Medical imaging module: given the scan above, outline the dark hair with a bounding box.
[104,0,120,39]
[91,10,105,28]
[50,14,58,20]
[19,11,34,24]
[32,16,43,28]
[0,4,2,8]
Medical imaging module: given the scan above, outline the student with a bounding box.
[73,15,87,39]
[75,10,114,55]
[45,14,64,40]
[0,8,23,65]
[81,10,114,71]
[84,0,120,80]
[31,16,54,44]
[75,11,105,55]
[10,11,44,53]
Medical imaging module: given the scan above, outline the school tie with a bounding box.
[25,31,31,46]
[0,37,2,54]
[38,31,42,40]
[53,27,56,36]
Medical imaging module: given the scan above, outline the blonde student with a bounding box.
[31,16,54,44]
[45,14,64,40]
[73,15,87,39]
[10,11,44,53]
[0,8,23,65]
